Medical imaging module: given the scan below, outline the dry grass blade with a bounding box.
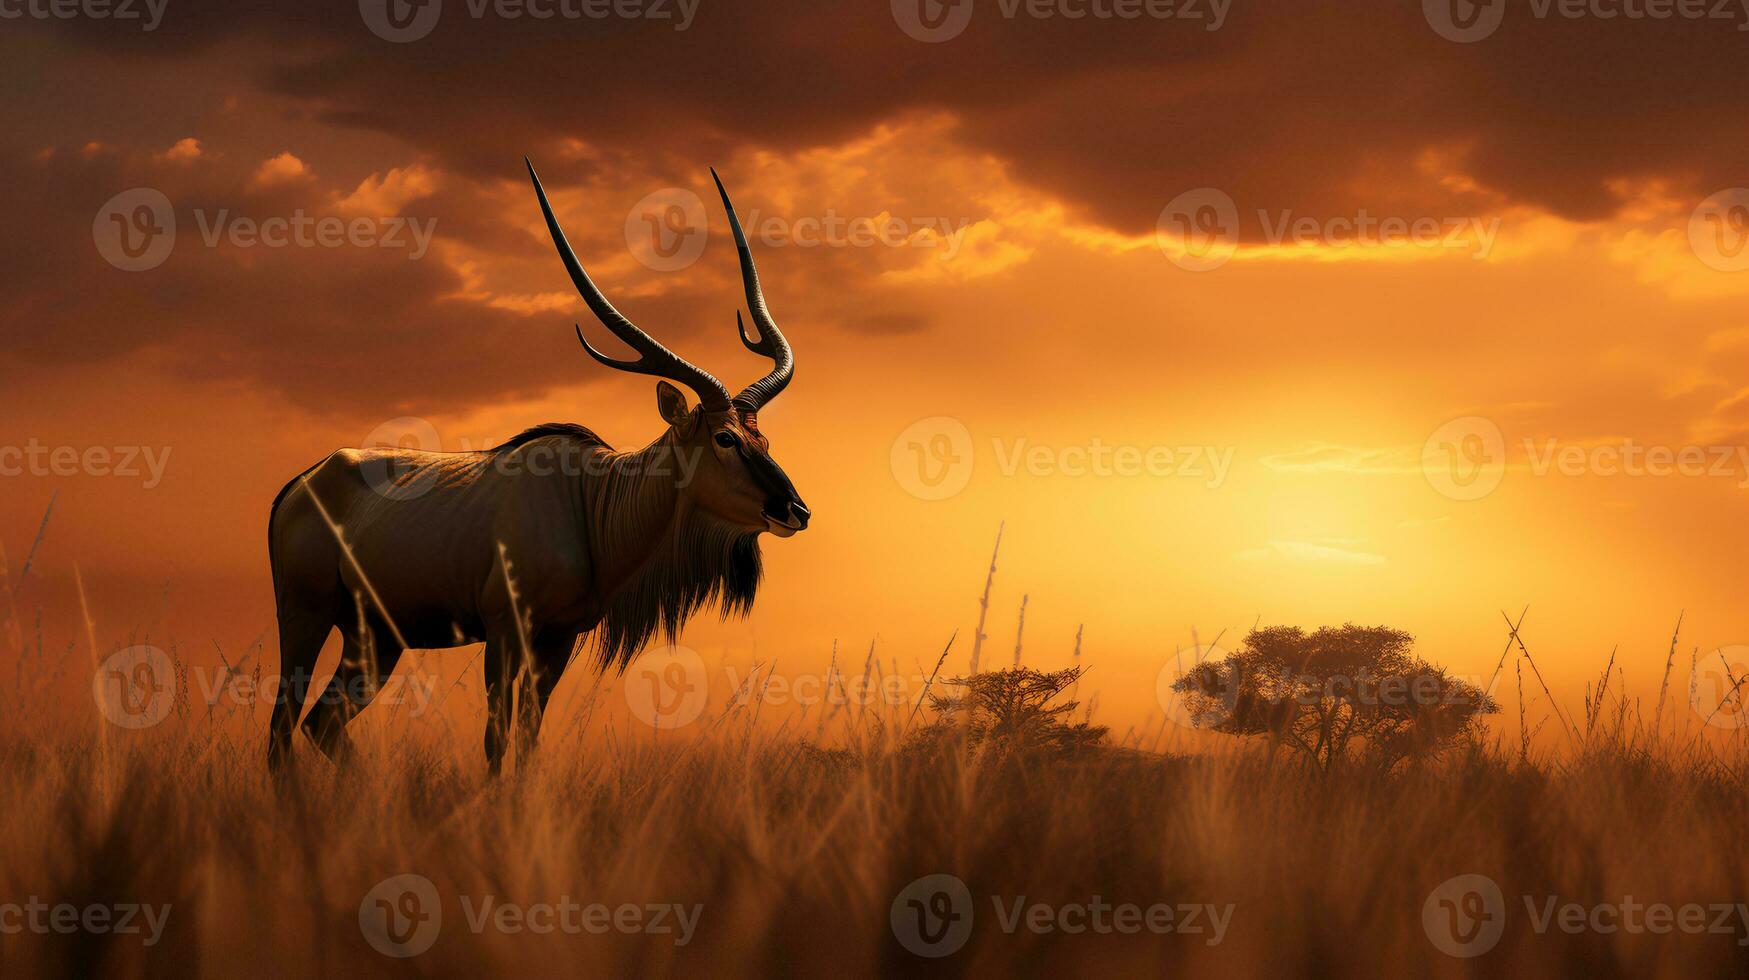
[0,539,22,656]
[1701,652,1749,729]
[1483,605,1527,703]
[295,474,410,650]
[905,630,957,730]
[969,520,1002,674]
[1502,609,1581,747]
[15,490,56,590]
[1586,645,1617,736]
[1654,611,1683,727]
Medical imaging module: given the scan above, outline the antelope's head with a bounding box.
[528,161,811,538]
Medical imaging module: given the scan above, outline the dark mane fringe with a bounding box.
[580,440,762,671]
[494,422,607,453]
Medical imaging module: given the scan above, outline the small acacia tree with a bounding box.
[1171,624,1497,771]
[916,666,1107,755]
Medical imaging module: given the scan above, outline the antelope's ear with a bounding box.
[655,381,692,427]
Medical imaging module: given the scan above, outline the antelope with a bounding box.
[265,161,810,774]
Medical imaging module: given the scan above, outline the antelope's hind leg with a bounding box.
[268,609,331,774]
[300,627,406,765]
[482,638,515,777]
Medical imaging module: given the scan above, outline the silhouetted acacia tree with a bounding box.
[918,666,1106,755]
[1171,625,1497,771]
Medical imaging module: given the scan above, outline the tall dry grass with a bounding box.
[3,653,1749,979]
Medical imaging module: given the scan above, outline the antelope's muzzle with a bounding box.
[745,450,809,536]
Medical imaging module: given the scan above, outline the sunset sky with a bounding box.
[5,1,1749,736]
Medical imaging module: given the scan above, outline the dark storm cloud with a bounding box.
[9,0,1749,414]
[38,0,1749,232]
[0,144,752,415]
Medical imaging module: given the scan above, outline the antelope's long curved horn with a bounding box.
[711,168,794,415]
[527,159,732,413]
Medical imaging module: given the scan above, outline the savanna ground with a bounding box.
[4,612,1749,980]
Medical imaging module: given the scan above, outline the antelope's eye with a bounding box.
[714,431,738,449]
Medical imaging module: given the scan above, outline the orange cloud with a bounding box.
[250,151,312,189]
[158,137,203,163]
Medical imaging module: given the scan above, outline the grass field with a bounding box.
[3,630,1749,980]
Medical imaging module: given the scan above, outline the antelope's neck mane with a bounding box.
[577,431,761,671]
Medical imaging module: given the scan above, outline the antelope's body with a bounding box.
[267,165,809,774]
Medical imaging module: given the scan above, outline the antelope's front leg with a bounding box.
[512,633,577,768]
